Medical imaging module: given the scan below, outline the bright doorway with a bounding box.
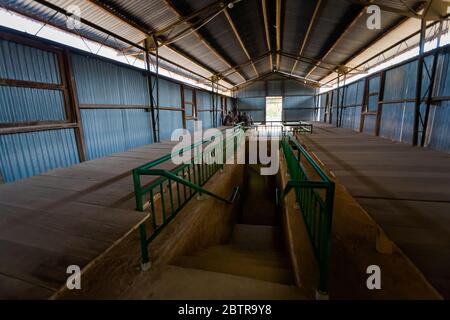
[265,96,283,122]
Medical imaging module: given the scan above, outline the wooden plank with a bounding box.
[0,78,64,90]
[0,273,53,299]
[0,123,78,135]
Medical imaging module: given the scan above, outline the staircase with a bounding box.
[148,165,309,300]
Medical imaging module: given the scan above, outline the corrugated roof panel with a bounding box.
[4,0,139,49]
[282,0,317,55]
[254,56,271,75]
[321,11,405,70]
[0,129,80,182]
[229,0,267,59]
[302,1,357,59]
[0,38,60,83]
[0,86,66,123]
[108,0,180,32]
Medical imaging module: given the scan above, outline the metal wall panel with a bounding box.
[379,102,415,144]
[0,38,60,83]
[384,61,417,100]
[284,80,316,96]
[196,91,211,111]
[283,109,314,121]
[283,96,315,109]
[267,80,283,96]
[157,77,181,108]
[246,110,265,122]
[0,86,66,123]
[237,97,265,111]
[198,111,212,129]
[71,53,149,105]
[0,129,80,182]
[81,108,152,160]
[236,81,266,98]
[426,100,450,153]
[341,106,362,131]
[159,109,183,141]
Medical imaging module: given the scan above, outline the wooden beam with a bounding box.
[275,0,282,70]
[305,2,373,78]
[0,123,78,135]
[60,49,87,162]
[343,0,424,19]
[291,0,322,74]
[88,0,237,87]
[163,0,247,82]
[224,8,259,77]
[0,78,65,90]
[218,51,271,79]
[261,0,273,71]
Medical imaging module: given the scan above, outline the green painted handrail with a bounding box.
[280,131,335,296]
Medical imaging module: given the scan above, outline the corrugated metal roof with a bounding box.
[5,0,427,88]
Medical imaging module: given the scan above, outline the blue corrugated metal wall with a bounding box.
[71,53,149,105]
[236,75,317,121]
[71,53,153,159]
[0,38,80,182]
[426,52,450,152]
[0,86,66,123]
[197,91,212,129]
[157,78,183,140]
[0,39,60,83]
[0,129,80,182]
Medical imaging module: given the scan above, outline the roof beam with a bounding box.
[279,52,337,72]
[233,71,274,90]
[275,0,282,70]
[290,0,322,74]
[163,0,247,82]
[343,0,424,19]
[218,51,271,79]
[87,0,235,86]
[305,1,374,78]
[316,1,427,85]
[224,8,259,77]
[261,0,273,71]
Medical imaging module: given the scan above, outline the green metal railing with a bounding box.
[278,131,335,295]
[132,123,244,269]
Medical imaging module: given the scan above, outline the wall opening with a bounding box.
[266,96,283,122]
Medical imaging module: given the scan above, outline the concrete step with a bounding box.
[148,265,309,300]
[173,254,293,284]
[193,245,290,268]
[232,224,283,251]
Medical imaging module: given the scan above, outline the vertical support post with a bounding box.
[413,17,427,146]
[144,38,159,143]
[60,49,87,162]
[154,36,160,142]
[181,85,187,129]
[375,71,386,136]
[421,50,439,146]
[338,70,341,127]
[339,72,347,128]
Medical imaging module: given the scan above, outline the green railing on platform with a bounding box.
[132,123,244,269]
[278,131,335,295]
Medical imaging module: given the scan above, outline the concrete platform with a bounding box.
[0,140,182,299]
[298,122,450,298]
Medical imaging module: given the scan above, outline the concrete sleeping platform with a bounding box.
[298,122,450,298]
[0,140,183,299]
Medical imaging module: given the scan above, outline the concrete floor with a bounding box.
[298,122,450,298]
